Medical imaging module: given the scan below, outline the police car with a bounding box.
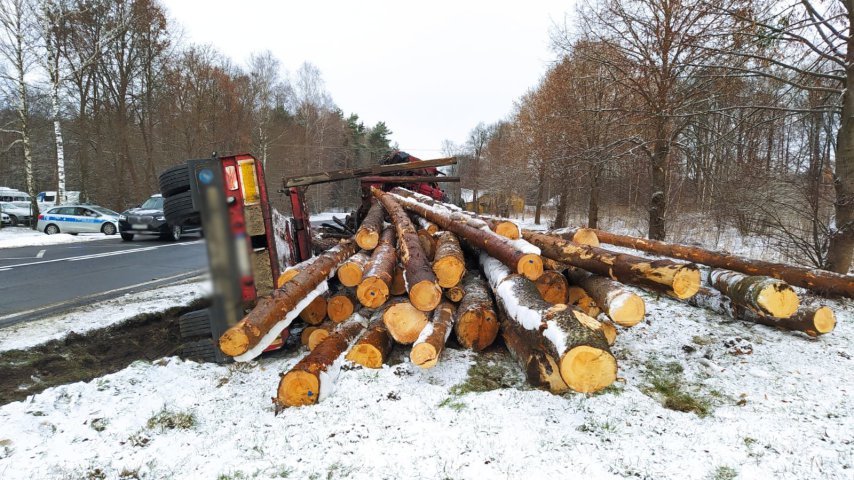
[36,204,120,235]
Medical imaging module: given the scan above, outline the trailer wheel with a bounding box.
[159,164,191,198]
[163,190,199,225]
[178,309,212,338]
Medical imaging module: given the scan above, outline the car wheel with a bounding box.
[161,224,181,241]
[159,164,191,198]
[101,223,117,235]
[163,190,199,225]
[120,232,134,241]
[8,215,17,226]
[45,224,60,235]
[179,309,212,338]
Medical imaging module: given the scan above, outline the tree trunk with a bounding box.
[389,189,543,280]
[588,164,601,229]
[523,231,701,299]
[432,231,466,288]
[327,287,357,323]
[337,250,370,287]
[410,301,456,368]
[374,189,442,311]
[827,31,854,273]
[51,82,66,204]
[346,309,394,368]
[499,305,569,394]
[534,270,569,304]
[356,227,397,308]
[707,269,800,318]
[356,200,385,250]
[648,133,669,241]
[479,252,617,393]
[454,271,499,350]
[564,268,645,327]
[534,160,546,225]
[219,240,357,357]
[594,229,854,297]
[382,298,429,344]
[277,311,368,407]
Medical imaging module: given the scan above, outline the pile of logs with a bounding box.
[218,187,846,409]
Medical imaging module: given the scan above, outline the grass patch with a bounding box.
[448,351,522,396]
[711,465,738,480]
[438,397,466,411]
[642,361,712,417]
[146,408,196,431]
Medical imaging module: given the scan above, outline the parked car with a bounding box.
[0,201,34,226]
[119,194,201,241]
[1,212,10,226]
[37,190,82,204]
[37,205,119,235]
[0,187,32,205]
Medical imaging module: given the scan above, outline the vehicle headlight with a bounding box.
[119,214,127,221]
[155,216,165,221]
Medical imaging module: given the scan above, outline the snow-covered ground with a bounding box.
[0,227,114,249]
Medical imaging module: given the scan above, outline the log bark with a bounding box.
[327,287,358,323]
[534,270,569,304]
[565,268,645,327]
[432,231,466,288]
[390,263,407,296]
[687,286,741,319]
[277,257,315,286]
[356,227,397,308]
[382,297,429,344]
[277,311,368,407]
[417,227,436,261]
[410,301,456,368]
[567,286,601,318]
[523,230,700,299]
[548,227,600,247]
[480,252,617,393]
[355,200,384,250]
[346,309,394,368]
[708,269,800,318]
[374,189,442,312]
[499,304,569,393]
[593,229,854,297]
[219,240,357,357]
[299,295,328,325]
[337,251,371,287]
[388,189,543,281]
[454,271,499,350]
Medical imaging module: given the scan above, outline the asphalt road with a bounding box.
[0,235,209,327]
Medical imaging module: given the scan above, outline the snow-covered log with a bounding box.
[277,311,368,407]
[410,301,456,368]
[454,271,499,350]
[355,200,384,250]
[356,227,397,308]
[480,252,617,393]
[219,240,357,358]
[548,227,600,247]
[707,269,800,318]
[498,304,569,394]
[565,268,645,327]
[523,230,701,299]
[337,250,370,287]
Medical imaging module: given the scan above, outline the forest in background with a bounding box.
[1,0,851,273]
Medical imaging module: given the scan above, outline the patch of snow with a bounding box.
[506,237,540,255]
[0,278,211,353]
[414,322,435,346]
[0,227,114,249]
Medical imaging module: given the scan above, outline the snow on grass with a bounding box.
[0,287,849,478]
[0,227,114,249]
[0,278,211,353]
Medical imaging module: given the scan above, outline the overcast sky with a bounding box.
[163,1,575,159]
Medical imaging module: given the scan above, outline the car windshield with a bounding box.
[140,197,164,210]
[91,206,118,216]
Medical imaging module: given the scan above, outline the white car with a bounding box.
[1,212,10,226]
[0,201,34,226]
[36,205,120,235]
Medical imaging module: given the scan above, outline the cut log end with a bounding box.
[355,230,379,250]
[608,291,645,327]
[534,270,569,304]
[356,277,390,308]
[337,263,363,287]
[495,221,520,239]
[433,256,466,288]
[327,295,356,323]
[517,253,544,281]
[813,306,836,334]
[218,328,250,357]
[383,301,429,344]
[410,343,439,369]
[572,228,600,247]
[671,266,701,299]
[300,326,318,346]
[410,280,443,311]
[455,310,499,351]
[445,286,465,302]
[307,329,330,351]
[346,344,384,368]
[756,284,800,319]
[278,370,319,407]
[299,296,327,325]
[559,345,617,393]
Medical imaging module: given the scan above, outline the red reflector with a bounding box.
[38,214,44,220]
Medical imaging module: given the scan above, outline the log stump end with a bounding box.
[517,254,544,281]
[609,292,645,327]
[560,345,617,393]
[357,277,390,308]
[279,371,320,407]
[671,266,701,299]
[410,280,443,312]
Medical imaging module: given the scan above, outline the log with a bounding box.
[277,311,368,407]
[454,271,499,351]
[327,287,358,323]
[523,230,700,299]
[410,301,456,368]
[219,240,357,358]
[600,320,618,346]
[549,227,600,247]
[567,286,601,318]
[687,286,741,319]
[593,229,854,297]
[534,270,569,304]
[743,305,836,337]
[355,200,384,250]
[346,309,394,368]
[356,227,397,308]
[300,325,319,346]
[499,304,569,393]
[483,216,521,239]
[392,187,520,239]
[432,231,466,288]
[417,227,436,261]
[708,269,800,318]
[337,250,371,287]
[299,295,328,325]
[415,216,439,234]
[382,298,430,344]
[390,263,407,296]
[565,268,645,327]
[480,252,617,393]
[445,285,465,302]
[389,189,543,281]
[277,257,315,286]
[374,190,442,312]
[542,257,569,272]
[307,320,336,351]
